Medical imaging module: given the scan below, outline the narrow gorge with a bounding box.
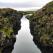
[0,1,53,53]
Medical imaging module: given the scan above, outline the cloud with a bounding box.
[0,2,36,8]
[0,0,32,3]
[0,0,52,8]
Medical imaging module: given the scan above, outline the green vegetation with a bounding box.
[0,8,23,39]
[28,1,53,46]
[0,8,23,53]
[0,17,13,38]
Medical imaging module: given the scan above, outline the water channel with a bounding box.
[12,15,41,53]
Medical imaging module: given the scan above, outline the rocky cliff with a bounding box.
[28,1,53,53]
[0,8,23,53]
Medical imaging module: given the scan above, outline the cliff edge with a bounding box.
[29,1,53,53]
[0,8,23,53]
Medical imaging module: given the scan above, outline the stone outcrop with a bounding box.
[28,1,53,53]
[0,8,23,53]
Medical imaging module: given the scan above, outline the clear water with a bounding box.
[12,16,41,53]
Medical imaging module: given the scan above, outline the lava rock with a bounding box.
[0,8,23,53]
[29,1,53,53]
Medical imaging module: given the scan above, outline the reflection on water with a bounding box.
[12,16,41,53]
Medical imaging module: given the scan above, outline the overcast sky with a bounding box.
[0,0,52,11]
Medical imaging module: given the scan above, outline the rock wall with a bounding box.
[0,8,23,53]
[29,1,53,53]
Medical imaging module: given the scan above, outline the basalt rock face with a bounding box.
[29,1,53,53]
[0,8,23,53]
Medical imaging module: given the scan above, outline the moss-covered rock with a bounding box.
[28,1,53,53]
[0,8,23,53]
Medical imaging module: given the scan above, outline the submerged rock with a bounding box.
[0,8,23,53]
[28,1,53,53]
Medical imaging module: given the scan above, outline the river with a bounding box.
[12,15,41,53]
